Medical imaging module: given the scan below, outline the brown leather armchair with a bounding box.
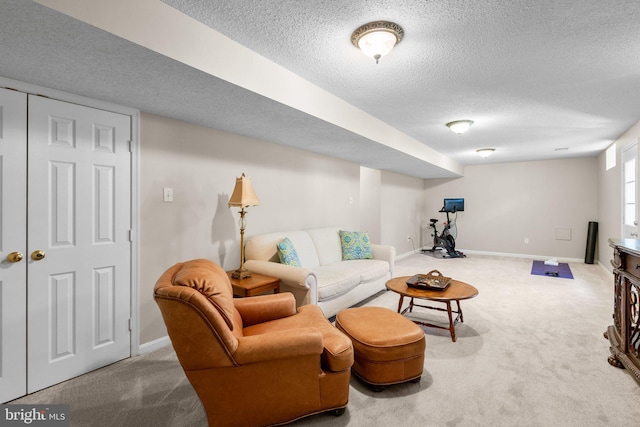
[153,259,354,427]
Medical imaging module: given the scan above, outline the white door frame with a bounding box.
[0,76,142,356]
[0,88,28,402]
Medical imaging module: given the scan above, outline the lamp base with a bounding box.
[231,269,252,280]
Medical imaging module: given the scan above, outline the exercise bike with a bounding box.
[423,209,465,258]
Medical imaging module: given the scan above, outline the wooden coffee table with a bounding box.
[386,276,478,342]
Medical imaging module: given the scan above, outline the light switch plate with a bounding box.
[163,187,173,202]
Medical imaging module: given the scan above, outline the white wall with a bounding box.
[359,166,381,243]
[423,158,599,260]
[380,171,426,256]
[597,120,640,268]
[139,113,426,343]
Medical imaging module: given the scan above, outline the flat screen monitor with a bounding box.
[443,198,464,213]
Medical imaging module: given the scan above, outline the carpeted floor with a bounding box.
[9,253,640,426]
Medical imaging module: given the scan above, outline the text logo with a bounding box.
[0,405,69,426]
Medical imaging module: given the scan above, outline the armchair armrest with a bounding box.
[371,244,396,277]
[233,328,324,365]
[234,293,297,327]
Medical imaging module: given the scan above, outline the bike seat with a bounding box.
[430,218,438,224]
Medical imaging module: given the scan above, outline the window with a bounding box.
[625,157,636,226]
[622,142,638,237]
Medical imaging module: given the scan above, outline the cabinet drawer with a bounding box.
[625,254,640,280]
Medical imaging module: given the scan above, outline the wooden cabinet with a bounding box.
[607,238,640,384]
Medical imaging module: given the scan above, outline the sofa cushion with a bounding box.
[314,264,362,301]
[245,230,320,268]
[276,237,302,267]
[343,259,390,282]
[307,227,342,266]
[339,230,373,260]
[313,259,390,302]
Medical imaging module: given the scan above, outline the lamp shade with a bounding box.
[228,173,260,208]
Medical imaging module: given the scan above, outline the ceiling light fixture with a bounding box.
[446,120,474,135]
[476,148,495,158]
[351,21,404,64]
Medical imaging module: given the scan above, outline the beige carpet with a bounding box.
[10,253,640,426]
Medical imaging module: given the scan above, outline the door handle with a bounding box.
[6,251,24,263]
[31,250,46,261]
[632,232,639,237]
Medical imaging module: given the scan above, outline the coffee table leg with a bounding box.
[397,295,404,313]
[446,301,456,342]
[457,300,464,323]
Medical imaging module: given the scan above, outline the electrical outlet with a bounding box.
[524,237,529,244]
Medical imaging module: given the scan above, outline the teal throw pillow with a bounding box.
[277,237,302,267]
[339,230,373,260]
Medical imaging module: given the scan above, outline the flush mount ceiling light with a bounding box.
[446,120,474,135]
[351,21,404,64]
[476,148,495,158]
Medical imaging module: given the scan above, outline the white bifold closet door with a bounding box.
[0,89,132,402]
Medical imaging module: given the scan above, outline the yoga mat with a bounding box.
[531,261,574,279]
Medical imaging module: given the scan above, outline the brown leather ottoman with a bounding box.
[335,306,425,390]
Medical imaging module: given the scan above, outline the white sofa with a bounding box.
[243,227,395,318]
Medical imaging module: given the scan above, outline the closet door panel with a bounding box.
[27,95,132,393]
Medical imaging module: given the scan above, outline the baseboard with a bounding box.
[396,250,420,260]
[410,247,586,263]
[598,260,613,276]
[458,249,583,263]
[138,336,171,355]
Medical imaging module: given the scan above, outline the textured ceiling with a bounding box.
[161,0,640,165]
[2,0,640,179]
